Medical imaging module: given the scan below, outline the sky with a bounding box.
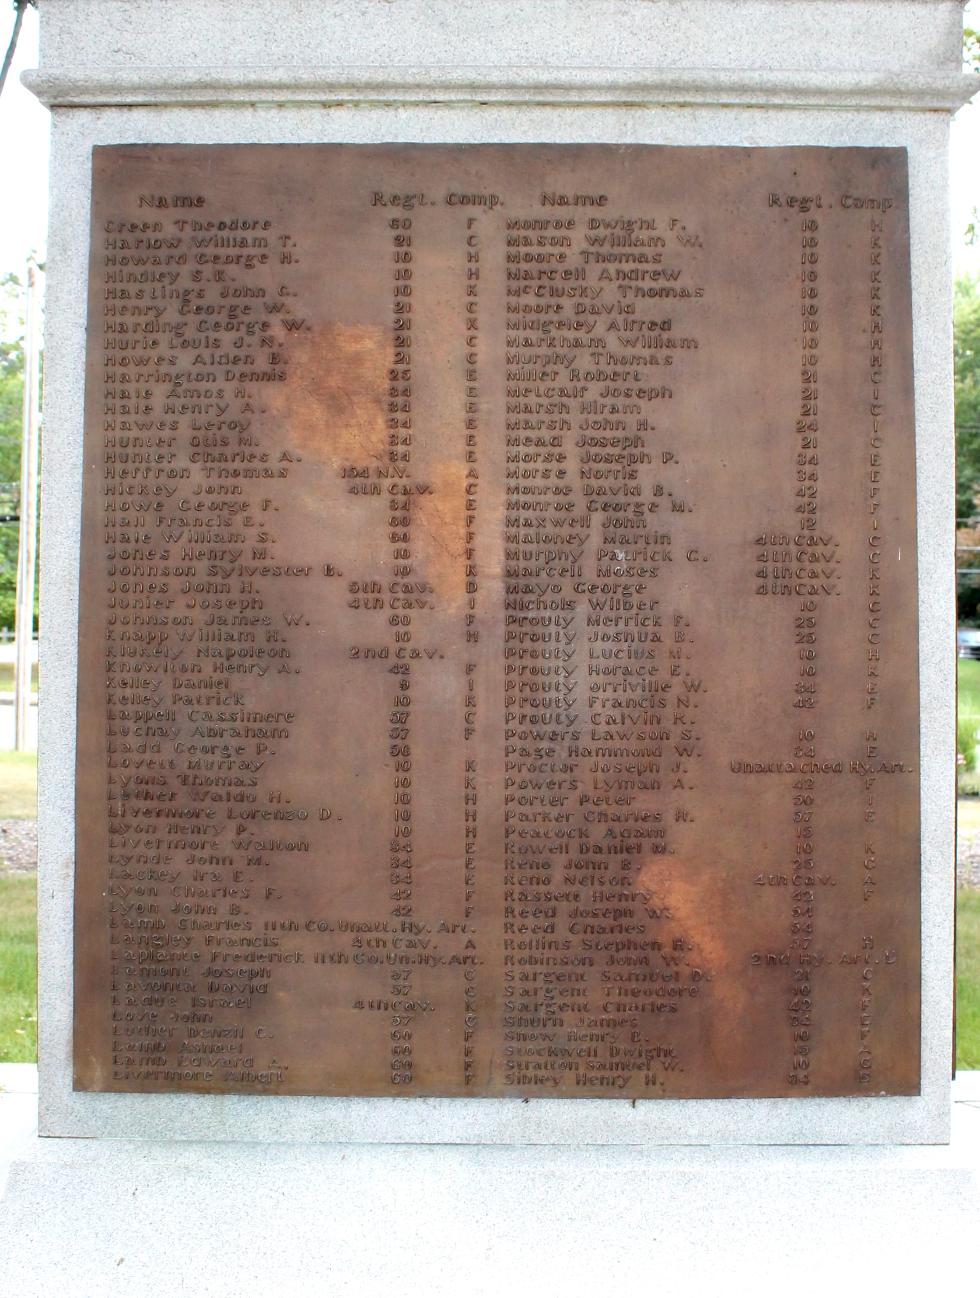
[0,8,48,278]
[1,4,979,279]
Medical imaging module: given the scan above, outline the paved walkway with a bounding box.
[0,821,36,874]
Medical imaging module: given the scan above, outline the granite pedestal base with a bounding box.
[2,1071,979,1297]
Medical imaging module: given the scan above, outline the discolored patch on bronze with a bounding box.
[413,460,469,608]
[271,323,389,467]
[637,857,757,1082]
[636,860,721,970]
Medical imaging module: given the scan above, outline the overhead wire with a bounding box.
[0,2,34,101]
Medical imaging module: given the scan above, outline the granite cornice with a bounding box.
[23,65,980,113]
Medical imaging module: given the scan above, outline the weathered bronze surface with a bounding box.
[75,145,920,1098]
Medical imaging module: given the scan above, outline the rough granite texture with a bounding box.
[32,0,969,75]
[26,1,976,111]
[1,1111,979,1295]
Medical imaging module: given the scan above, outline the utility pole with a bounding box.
[14,258,40,751]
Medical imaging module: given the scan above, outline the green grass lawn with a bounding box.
[958,659,980,784]
[958,887,980,1070]
[0,874,37,1063]
[959,657,980,716]
[959,798,980,834]
[960,659,980,1064]
[957,659,980,1069]
[0,662,38,693]
[0,750,37,819]
[0,749,39,1064]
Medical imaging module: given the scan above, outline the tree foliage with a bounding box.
[965,30,980,247]
[0,273,26,630]
[967,27,980,75]
[956,275,980,621]
[0,273,24,474]
[956,276,980,518]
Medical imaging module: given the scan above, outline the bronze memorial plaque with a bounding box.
[74,145,920,1098]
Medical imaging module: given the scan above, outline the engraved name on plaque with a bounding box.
[74,145,920,1098]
